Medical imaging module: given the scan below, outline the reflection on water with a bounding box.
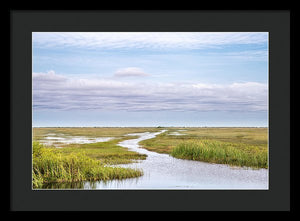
[42,178,143,189]
[42,181,85,189]
[42,130,268,190]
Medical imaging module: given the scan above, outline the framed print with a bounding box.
[10,10,291,211]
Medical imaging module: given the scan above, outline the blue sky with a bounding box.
[32,32,268,127]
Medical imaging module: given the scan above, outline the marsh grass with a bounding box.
[33,127,161,139]
[171,140,268,169]
[139,127,268,168]
[56,136,147,165]
[32,128,155,188]
[182,127,268,146]
[139,131,193,153]
[32,142,143,189]
[32,127,268,188]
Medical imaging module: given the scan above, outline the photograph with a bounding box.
[32,32,269,190]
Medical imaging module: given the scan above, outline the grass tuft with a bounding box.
[171,140,268,169]
[32,142,143,188]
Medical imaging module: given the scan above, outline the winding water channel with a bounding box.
[79,130,268,190]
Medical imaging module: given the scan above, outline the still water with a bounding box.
[43,130,268,190]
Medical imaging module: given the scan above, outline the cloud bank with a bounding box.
[33,71,268,112]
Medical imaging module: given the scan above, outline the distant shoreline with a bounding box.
[32,126,268,128]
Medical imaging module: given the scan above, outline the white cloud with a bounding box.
[33,71,268,112]
[32,32,268,50]
[114,67,150,77]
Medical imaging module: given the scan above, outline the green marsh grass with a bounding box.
[32,142,143,189]
[171,140,268,169]
[56,137,147,165]
[139,127,268,169]
[32,128,157,188]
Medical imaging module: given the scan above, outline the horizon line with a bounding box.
[32,126,268,128]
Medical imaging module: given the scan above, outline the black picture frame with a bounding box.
[10,10,291,211]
